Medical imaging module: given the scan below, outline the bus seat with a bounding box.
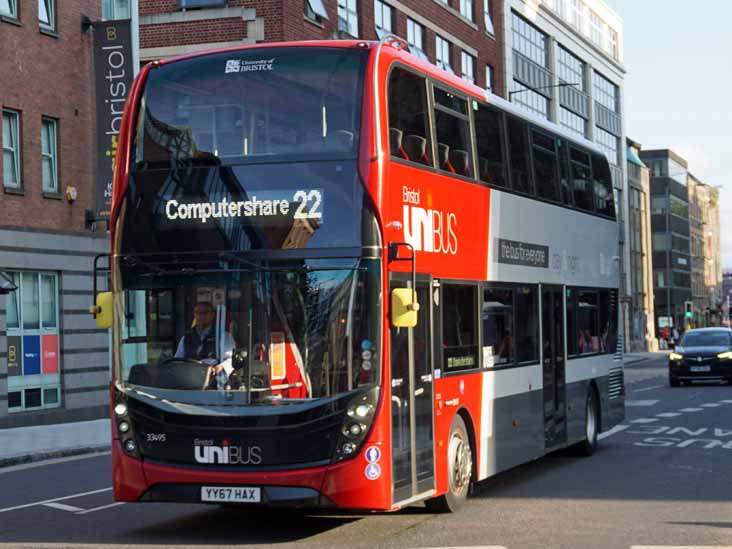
[449,149,471,177]
[325,129,354,152]
[404,135,429,164]
[389,127,409,159]
[438,143,456,173]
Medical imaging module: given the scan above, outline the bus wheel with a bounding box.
[425,414,472,513]
[577,389,599,457]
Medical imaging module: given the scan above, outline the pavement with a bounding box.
[0,351,667,468]
[0,418,110,468]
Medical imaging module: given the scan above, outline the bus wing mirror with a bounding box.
[391,288,419,328]
[89,291,113,329]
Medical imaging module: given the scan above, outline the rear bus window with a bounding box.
[387,68,432,166]
[592,153,615,218]
[569,147,593,212]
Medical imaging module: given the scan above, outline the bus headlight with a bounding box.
[333,387,379,462]
[114,403,128,416]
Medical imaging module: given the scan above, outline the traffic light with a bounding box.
[684,301,693,319]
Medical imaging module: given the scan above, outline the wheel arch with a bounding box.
[456,407,478,482]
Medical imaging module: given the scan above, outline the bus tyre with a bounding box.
[577,389,599,457]
[425,414,472,513]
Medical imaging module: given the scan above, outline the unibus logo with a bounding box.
[194,439,262,465]
[402,186,458,255]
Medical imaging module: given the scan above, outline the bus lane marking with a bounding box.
[75,502,126,515]
[701,403,722,407]
[0,487,111,514]
[598,424,629,440]
[630,418,659,424]
[42,502,85,513]
[656,413,682,418]
[720,400,732,404]
[626,400,660,407]
[627,424,732,450]
[679,408,703,412]
[632,384,665,393]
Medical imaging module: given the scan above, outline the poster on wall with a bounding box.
[42,335,59,374]
[22,335,41,376]
[7,336,21,377]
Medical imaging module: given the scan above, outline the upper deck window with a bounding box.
[387,68,432,167]
[433,88,473,178]
[133,48,367,169]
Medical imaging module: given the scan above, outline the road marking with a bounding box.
[656,412,682,418]
[0,487,111,514]
[598,424,629,440]
[626,400,660,407]
[42,502,86,513]
[631,418,659,424]
[75,502,126,515]
[632,384,665,393]
[721,400,732,404]
[701,403,722,407]
[679,408,703,412]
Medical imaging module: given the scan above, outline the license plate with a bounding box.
[201,486,261,503]
[690,365,711,372]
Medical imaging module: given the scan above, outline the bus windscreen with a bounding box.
[133,47,368,167]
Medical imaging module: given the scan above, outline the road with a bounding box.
[1,355,731,549]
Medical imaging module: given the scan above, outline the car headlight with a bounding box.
[669,352,683,361]
[717,351,732,360]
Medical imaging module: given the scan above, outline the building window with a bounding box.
[485,64,494,91]
[569,0,583,31]
[557,46,585,90]
[374,0,392,38]
[512,13,548,67]
[2,109,21,189]
[305,0,329,23]
[459,0,473,21]
[337,0,358,37]
[435,35,452,72]
[41,118,58,193]
[177,0,226,8]
[560,108,585,138]
[595,126,618,166]
[511,82,549,119]
[39,0,55,31]
[589,10,602,47]
[102,0,131,20]
[593,70,618,112]
[460,51,475,84]
[6,271,61,412]
[608,28,618,59]
[406,18,426,59]
[1,0,18,18]
[549,0,565,19]
[484,0,495,34]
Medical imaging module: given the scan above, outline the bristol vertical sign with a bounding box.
[93,20,133,220]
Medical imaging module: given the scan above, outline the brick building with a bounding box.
[0,0,109,426]
[138,0,505,96]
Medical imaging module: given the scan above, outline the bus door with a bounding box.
[541,285,567,449]
[389,274,435,505]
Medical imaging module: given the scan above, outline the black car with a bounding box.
[668,328,732,386]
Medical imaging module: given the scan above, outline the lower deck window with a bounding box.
[442,284,478,371]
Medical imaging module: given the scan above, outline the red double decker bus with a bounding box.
[95,36,624,512]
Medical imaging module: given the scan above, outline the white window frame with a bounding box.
[485,64,493,91]
[589,10,602,46]
[337,0,359,37]
[460,0,473,21]
[102,0,131,20]
[305,0,329,22]
[435,35,452,73]
[7,270,61,413]
[461,51,475,84]
[2,109,21,189]
[407,18,427,60]
[483,0,495,35]
[41,117,58,193]
[570,0,583,32]
[38,0,56,31]
[374,0,392,38]
[0,0,17,18]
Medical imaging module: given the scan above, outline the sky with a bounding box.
[606,0,732,268]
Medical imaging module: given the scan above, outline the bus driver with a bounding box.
[174,301,237,386]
